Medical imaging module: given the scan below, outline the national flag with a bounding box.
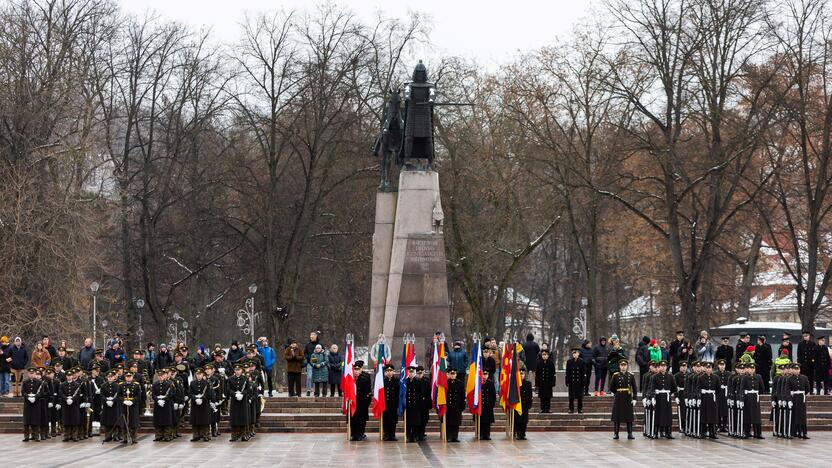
[341,341,356,416]
[431,341,448,417]
[398,341,416,417]
[506,342,524,415]
[466,340,483,415]
[499,342,511,411]
[371,342,386,419]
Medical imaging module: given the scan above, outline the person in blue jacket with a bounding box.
[257,337,276,397]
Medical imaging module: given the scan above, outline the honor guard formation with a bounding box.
[5,329,831,444]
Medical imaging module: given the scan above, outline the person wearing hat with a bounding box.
[535,349,556,412]
[380,364,399,441]
[403,365,423,442]
[151,367,174,441]
[739,344,756,366]
[565,347,586,414]
[513,365,533,440]
[90,348,110,373]
[246,359,265,439]
[58,366,85,441]
[607,335,627,381]
[788,362,811,438]
[226,363,250,441]
[648,360,676,439]
[797,330,818,392]
[87,363,105,437]
[349,360,372,441]
[189,367,214,442]
[42,366,59,437]
[447,341,468,385]
[728,363,746,438]
[669,331,685,374]
[738,362,764,439]
[100,370,121,442]
[772,358,791,438]
[442,366,464,442]
[118,371,141,443]
[168,366,185,439]
[714,359,732,432]
[154,343,173,374]
[640,361,657,437]
[697,362,719,439]
[204,364,223,438]
[22,367,46,441]
[609,358,636,439]
[480,367,496,440]
[754,336,773,394]
[416,365,431,440]
[714,337,734,371]
[735,333,751,367]
[816,336,830,395]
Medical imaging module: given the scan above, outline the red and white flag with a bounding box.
[341,341,356,416]
[371,342,387,419]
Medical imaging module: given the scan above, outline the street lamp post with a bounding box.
[135,298,145,347]
[573,298,587,341]
[236,283,258,344]
[90,282,100,347]
[168,313,189,347]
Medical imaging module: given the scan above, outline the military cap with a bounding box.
[415,365,425,371]
[194,368,205,375]
[44,366,55,373]
[90,363,100,370]
[133,349,143,355]
[124,371,134,378]
[618,358,629,364]
[679,360,688,366]
[127,360,138,368]
[648,360,658,366]
[658,360,668,366]
[384,364,395,371]
[747,362,756,368]
[95,348,104,354]
[53,361,64,367]
[27,367,39,373]
[204,363,215,370]
[447,366,456,373]
[233,363,245,369]
[106,370,117,377]
[739,332,749,338]
[715,358,726,365]
[570,347,580,352]
[406,365,417,371]
[115,364,124,370]
[214,350,226,356]
[354,360,365,368]
[702,362,713,368]
[58,346,66,352]
[792,362,801,368]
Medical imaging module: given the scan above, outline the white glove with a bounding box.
[48,402,54,408]
[235,392,243,401]
[184,396,189,402]
[66,398,73,405]
[195,398,203,405]
[124,400,133,407]
[219,368,226,374]
[95,389,101,395]
[106,400,113,407]
[642,398,647,407]
[788,401,793,408]
[27,397,36,403]
[631,400,637,406]
[80,403,87,408]
[772,401,776,408]
[56,404,61,410]
[157,399,165,407]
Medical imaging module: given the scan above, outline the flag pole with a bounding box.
[380,412,384,441]
[347,400,351,441]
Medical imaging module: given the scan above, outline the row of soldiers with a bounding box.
[631,358,811,441]
[349,360,533,443]
[22,344,268,444]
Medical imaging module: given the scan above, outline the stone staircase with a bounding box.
[1,395,831,433]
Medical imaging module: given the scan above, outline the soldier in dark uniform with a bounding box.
[100,370,121,442]
[88,364,105,437]
[648,360,676,439]
[211,351,230,418]
[54,347,77,371]
[152,368,174,441]
[246,359,264,437]
[609,358,637,440]
[673,360,688,435]
[350,360,373,441]
[789,362,810,438]
[382,364,400,441]
[728,363,744,437]
[418,366,432,440]
[404,366,422,442]
[698,362,719,439]
[797,331,818,391]
[189,367,214,442]
[76,369,92,440]
[535,349,556,413]
[640,361,657,437]
[514,367,533,440]
[565,348,586,414]
[714,359,731,432]
[205,363,224,438]
[445,367,465,442]
[118,371,141,444]
[42,367,58,438]
[684,361,702,437]
[226,363,250,441]
[400,60,437,166]
[480,368,496,440]
[59,367,84,442]
[91,348,111,373]
[740,363,764,439]
[22,368,46,441]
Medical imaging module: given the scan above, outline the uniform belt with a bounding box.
[791,391,805,395]
[655,390,671,394]
[616,388,632,392]
[701,390,715,394]
[744,390,758,394]
[720,385,727,389]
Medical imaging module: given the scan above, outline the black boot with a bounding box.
[627,423,635,439]
[613,422,620,439]
[22,426,30,442]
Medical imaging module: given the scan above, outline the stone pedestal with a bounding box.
[369,170,451,360]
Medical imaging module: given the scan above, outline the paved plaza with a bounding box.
[3,432,830,467]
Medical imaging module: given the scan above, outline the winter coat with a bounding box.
[310,352,328,382]
[327,351,343,384]
[31,349,51,368]
[154,351,173,371]
[104,347,124,367]
[695,340,715,362]
[78,346,95,369]
[649,346,662,363]
[660,347,670,362]
[284,347,304,374]
[304,340,321,363]
[9,344,28,370]
[592,342,609,367]
[447,348,469,375]
[636,342,649,368]
[226,346,245,364]
[523,339,540,370]
[579,345,594,366]
[608,345,627,375]
[257,345,276,370]
[0,344,9,372]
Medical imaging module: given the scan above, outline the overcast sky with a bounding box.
[122,0,601,68]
